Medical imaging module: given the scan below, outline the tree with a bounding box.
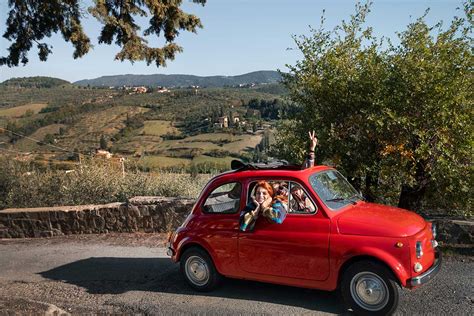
[99,135,108,150]
[382,7,473,211]
[274,1,473,213]
[1,0,206,67]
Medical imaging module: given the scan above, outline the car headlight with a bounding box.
[416,241,423,259]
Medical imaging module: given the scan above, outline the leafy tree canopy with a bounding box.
[274,1,473,214]
[1,0,206,67]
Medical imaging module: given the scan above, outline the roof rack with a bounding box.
[231,159,301,171]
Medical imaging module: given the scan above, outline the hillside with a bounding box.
[0,84,285,171]
[0,76,70,88]
[74,70,282,87]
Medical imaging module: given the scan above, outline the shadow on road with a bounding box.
[39,257,348,314]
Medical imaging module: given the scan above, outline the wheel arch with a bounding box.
[337,253,406,288]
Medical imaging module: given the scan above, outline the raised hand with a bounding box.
[308,130,318,151]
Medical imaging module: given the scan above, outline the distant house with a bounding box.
[134,86,147,94]
[216,116,229,128]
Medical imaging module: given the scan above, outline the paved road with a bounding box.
[0,234,472,315]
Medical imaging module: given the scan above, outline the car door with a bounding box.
[197,181,243,275]
[238,179,330,281]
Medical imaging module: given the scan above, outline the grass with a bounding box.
[142,120,178,136]
[57,106,149,151]
[221,134,262,152]
[138,156,191,169]
[0,103,48,117]
[192,155,235,166]
[14,124,66,152]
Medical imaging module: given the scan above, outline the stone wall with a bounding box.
[0,197,472,246]
[0,197,194,238]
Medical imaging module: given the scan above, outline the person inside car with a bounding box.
[239,131,318,230]
[290,184,315,213]
[239,180,274,231]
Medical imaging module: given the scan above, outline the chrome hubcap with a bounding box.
[185,255,210,286]
[350,272,389,311]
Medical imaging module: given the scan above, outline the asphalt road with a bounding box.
[0,234,472,315]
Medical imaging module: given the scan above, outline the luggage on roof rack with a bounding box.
[231,159,300,171]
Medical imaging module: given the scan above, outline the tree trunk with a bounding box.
[398,184,426,211]
[398,160,429,211]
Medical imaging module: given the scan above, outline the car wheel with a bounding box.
[341,261,399,315]
[180,247,221,291]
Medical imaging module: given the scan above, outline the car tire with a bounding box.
[341,260,399,316]
[180,247,221,292]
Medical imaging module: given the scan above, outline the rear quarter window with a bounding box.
[203,182,241,214]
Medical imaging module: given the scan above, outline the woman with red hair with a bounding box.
[239,131,318,231]
[240,181,273,231]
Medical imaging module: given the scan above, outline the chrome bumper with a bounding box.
[410,251,442,287]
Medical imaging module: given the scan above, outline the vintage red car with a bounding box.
[167,162,441,315]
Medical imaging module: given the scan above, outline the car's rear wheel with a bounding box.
[341,261,399,315]
[180,247,221,291]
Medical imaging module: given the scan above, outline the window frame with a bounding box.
[202,181,242,215]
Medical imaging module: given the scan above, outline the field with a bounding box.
[0,103,48,118]
[137,154,236,171]
[142,120,178,136]
[1,84,278,171]
[160,133,262,153]
[15,124,66,152]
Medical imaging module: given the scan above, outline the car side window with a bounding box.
[203,182,241,214]
[288,182,317,214]
[246,180,316,215]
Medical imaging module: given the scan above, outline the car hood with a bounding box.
[337,202,426,237]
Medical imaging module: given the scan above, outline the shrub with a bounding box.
[0,157,212,209]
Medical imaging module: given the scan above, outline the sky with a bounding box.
[0,0,465,83]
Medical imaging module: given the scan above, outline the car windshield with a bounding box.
[309,170,361,211]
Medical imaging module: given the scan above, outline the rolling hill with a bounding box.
[0,76,70,88]
[74,70,282,87]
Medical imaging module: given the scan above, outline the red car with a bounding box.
[168,162,441,315]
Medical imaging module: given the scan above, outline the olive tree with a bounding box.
[274,1,473,214]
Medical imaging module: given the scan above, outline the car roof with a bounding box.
[211,164,332,183]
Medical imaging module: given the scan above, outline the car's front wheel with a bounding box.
[180,247,221,291]
[341,261,399,315]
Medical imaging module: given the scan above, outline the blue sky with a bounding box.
[0,0,464,82]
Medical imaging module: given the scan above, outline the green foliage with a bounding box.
[0,76,70,88]
[246,98,296,120]
[0,157,211,209]
[1,0,206,67]
[274,1,473,214]
[99,135,108,150]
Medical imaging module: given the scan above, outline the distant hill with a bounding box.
[74,70,282,87]
[1,76,70,88]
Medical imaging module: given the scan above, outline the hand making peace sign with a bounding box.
[308,130,318,151]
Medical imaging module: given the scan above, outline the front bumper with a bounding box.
[410,251,442,287]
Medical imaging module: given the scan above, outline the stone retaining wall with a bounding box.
[0,197,194,238]
[0,197,472,246]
